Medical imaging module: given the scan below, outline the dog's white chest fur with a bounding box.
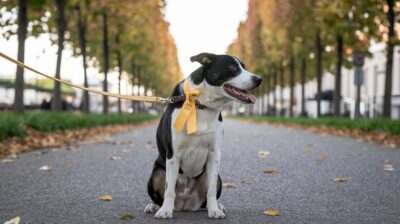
[171,108,222,178]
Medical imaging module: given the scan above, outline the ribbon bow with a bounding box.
[173,81,201,134]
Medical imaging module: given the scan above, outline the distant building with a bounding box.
[246,43,400,119]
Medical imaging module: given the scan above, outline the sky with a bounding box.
[165,0,249,77]
[0,0,249,87]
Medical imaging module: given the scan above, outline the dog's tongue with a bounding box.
[247,94,256,104]
[224,84,256,104]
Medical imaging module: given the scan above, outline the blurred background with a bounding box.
[0,0,399,119]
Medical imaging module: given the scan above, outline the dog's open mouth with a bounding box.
[223,84,256,104]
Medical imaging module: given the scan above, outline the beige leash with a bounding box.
[0,52,169,103]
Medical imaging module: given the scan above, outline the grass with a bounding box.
[234,116,400,136]
[0,112,158,141]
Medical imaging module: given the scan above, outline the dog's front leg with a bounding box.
[206,149,226,219]
[155,157,179,219]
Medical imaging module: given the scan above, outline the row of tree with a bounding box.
[228,0,399,118]
[0,0,182,113]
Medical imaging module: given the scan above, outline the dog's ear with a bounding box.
[190,53,215,65]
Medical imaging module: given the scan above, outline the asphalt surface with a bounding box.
[1,119,399,224]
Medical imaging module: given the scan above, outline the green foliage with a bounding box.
[0,112,26,140]
[236,116,400,135]
[0,112,158,141]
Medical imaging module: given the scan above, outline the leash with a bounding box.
[0,51,205,135]
[0,52,169,104]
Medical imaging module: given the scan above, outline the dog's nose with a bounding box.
[252,75,263,87]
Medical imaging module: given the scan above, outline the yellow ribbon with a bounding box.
[173,81,201,135]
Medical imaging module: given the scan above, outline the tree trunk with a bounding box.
[334,33,343,116]
[102,10,109,114]
[279,64,284,116]
[116,34,123,114]
[316,30,323,117]
[13,0,28,113]
[261,82,265,115]
[300,57,306,116]
[273,69,277,116]
[52,0,67,112]
[289,54,295,117]
[137,67,142,113]
[130,60,136,112]
[266,75,271,115]
[75,3,90,113]
[383,0,394,118]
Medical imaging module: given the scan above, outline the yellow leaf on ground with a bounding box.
[241,179,253,184]
[108,156,122,160]
[316,153,328,161]
[4,216,21,224]
[334,177,349,182]
[306,146,314,154]
[223,182,237,188]
[99,195,113,201]
[119,214,134,220]
[258,151,270,159]
[2,159,16,164]
[263,168,279,174]
[264,209,280,216]
[39,165,52,171]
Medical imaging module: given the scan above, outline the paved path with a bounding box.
[1,119,399,224]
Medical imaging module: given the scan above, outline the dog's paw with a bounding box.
[144,203,160,213]
[218,203,226,213]
[208,208,226,219]
[154,207,173,219]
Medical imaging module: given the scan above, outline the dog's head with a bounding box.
[189,52,262,107]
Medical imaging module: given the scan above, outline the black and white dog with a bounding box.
[144,53,262,219]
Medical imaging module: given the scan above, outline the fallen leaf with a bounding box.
[115,149,129,155]
[99,195,112,201]
[264,209,280,216]
[383,159,395,172]
[64,160,72,165]
[258,151,270,159]
[8,153,19,159]
[67,146,82,153]
[334,177,349,182]
[119,214,134,220]
[146,144,157,151]
[2,159,16,164]
[4,216,21,224]
[39,165,52,171]
[263,168,279,174]
[306,146,314,154]
[316,153,328,161]
[33,151,46,156]
[108,156,122,160]
[223,182,237,188]
[241,179,253,184]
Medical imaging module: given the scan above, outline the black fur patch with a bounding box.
[156,81,184,161]
[218,112,222,122]
[190,54,245,87]
[190,67,205,85]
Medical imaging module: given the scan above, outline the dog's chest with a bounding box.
[175,133,215,177]
[171,107,222,178]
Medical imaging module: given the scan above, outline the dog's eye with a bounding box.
[230,65,239,72]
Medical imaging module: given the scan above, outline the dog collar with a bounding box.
[168,95,208,110]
